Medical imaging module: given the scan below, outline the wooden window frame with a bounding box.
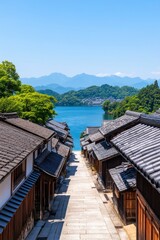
[12,160,26,191]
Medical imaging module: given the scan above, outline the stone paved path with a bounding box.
[27,151,129,240]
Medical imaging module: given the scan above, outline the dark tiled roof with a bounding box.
[47,119,67,130]
[0,171,40,234]
[66,136,73,143]
[52,138,59,148]
[89,131,104,142]
[86,127,100,135]
[6,117,54,140]
[36,152,65,178]
[0,121,43,182]
[109,163,136,192]
[99,114,139,136]
[111,123,160,189]
[64,141,73,148]
[80,135,89,143]
[46,122,68,139]
[102,120,114,126]
[57,142,70,157]
[81,139,90,147]
[86,142,95,152]
[140,114,160,127]
[93,141,119,161]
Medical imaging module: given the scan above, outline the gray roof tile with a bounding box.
[111,123,160,188]
[109,163,136,192]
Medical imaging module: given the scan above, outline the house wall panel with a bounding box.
[0,174,11,208]
[26,153,33,177]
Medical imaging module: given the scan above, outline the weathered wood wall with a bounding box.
[137,191,160,240]
[0,187,34,240]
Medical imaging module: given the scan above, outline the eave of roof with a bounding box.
[111,122,160,190]
[89,131,104,142]
[35,152,65,178]
[0,171,40,234]
[93,141,119,161]
[109,163,136,192]
[5,117,54,140]
[99,113,139,137]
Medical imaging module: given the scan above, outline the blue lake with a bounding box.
[54,106,113,150]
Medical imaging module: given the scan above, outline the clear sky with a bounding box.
[0,0,160,79]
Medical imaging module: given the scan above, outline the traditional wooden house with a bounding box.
[91,141,123,189]
[89,130,104,143]
[5,116,55,153]
[52,137,59,149]
[109,163,136,224]
[56,142,70,160]
[0,118,44,240]
[99,110,141,141]
[46,121,74,149]
[80,136,90,157]
[82,130,104,159]
[85,126,100,135]
[0,114,69,231]
[34,150,66,216]
[46,122,68,142]
[86,143,95,160]
[111,114,160,239]
[48,119,69,131]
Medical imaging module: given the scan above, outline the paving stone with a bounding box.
[32,151,131,240]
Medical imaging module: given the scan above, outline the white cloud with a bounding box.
[95,73,110,77]
[151,71,160,76]
[114,72,135,77]
[95,71,136,78]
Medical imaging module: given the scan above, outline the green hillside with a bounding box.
[104,81,160,117]
[38,84,138,106]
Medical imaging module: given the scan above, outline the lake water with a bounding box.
[54,106,113,150]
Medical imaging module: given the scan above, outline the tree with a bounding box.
[106,81,160,118]
[0,61,21,97]
[19,84,35,93]
[102,100,110,112]
[0,92,57,124]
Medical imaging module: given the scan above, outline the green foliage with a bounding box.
[0,60,57,124]
[0,61,21,97]
[0,92,56,124]
[19,84,35,93]
[41,84,138,106]
[38,89,60,99]
[102,100,110,112]
[107,81,160,117]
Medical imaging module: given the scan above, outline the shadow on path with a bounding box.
[36,152,78,240]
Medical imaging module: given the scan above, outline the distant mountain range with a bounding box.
[21,73,159,94]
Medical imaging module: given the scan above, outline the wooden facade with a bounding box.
[35,173,55,219]
[96,155,124,190]
[0,171,40,240]
[0,188,34,240]
[137,172,160,240]
[112,185,136,224]
[111,116,160,237]
[109,163,136,224]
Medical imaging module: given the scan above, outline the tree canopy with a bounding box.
[0,61,57,124]
[38,84,138,106]
[104,81,160,118]
[0,61,21,97]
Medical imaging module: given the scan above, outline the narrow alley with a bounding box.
[27,152,130,240]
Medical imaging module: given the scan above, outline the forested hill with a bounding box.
[103,80,160,118]
[38,84,138,106]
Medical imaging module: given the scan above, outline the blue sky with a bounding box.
[0,0,160,79]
